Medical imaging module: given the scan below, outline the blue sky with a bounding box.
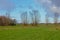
[13,0,47,23]
[0,0,60,23]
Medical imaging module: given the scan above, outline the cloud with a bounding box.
[35,0,60,14]
[52,0,60,7]
[50,5,60,14]
[0,0,15,12]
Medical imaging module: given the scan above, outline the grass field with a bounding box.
[0,24,60,40]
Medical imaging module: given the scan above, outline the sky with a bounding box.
[0,0,60,23]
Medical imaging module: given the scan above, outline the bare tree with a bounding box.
[6,12,10,18]
[5,12,11,25]
[29,11,34,26]
[30,10,40,26]
[45,14,49,25]
[33,10,39,25]
[54,13,59,26]
[0,16,15,26]
[21,11,28,26]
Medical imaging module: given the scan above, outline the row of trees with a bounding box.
[21,10,40,26]
[0,10,59,26]
[20,10,59,26]
[45,13,59,26]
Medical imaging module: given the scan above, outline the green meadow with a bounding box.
[0,24,60,40]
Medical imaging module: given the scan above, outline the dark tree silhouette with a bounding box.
[0,16,16,26]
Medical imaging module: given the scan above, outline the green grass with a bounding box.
[0,24,60,40]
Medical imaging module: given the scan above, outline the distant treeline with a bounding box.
[0,16,16,26]
[0,10,59,26]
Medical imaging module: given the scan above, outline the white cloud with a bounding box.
[50,5,60,14]
[35,0,60,14]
